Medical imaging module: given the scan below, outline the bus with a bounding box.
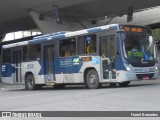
[1,24,159,90]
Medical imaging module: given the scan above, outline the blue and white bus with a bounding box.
[1,24,159,90]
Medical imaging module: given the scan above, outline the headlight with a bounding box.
[155,66,158,71]
[155,64,159,71]
[124,63,133,72]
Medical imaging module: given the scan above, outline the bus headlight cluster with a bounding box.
[155,64,159,71]
[124,63,133,72]
[155,66,158,71]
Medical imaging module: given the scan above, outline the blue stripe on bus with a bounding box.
[28,38,47,45]
[1,64,15,77]
[55,57,83,74]
[115,57,125,70]
[52,34,65,40]
[1,58,125,78]
[28,34,65,45]
[38,56,83,75]
[87,28,102,33]
[38,60,45,75]
[2,24,120,49]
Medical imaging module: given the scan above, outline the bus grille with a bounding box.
[136,73,154,79]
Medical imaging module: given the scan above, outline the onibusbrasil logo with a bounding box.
[73,58,80,64]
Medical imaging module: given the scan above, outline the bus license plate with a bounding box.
[46,82,54,86]
[143,77,149,80]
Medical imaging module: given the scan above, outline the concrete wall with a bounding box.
[30,7,160,34]
[101,6,160,26]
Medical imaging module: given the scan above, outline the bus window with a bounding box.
[29,44,41,61]
[78,34,96,54]
[3,49,11,63]
[100,36,116,58]
[23,46,28,61]
[101,39,108,58]
[59,38,76,57]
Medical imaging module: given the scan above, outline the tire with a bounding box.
[84,82,89,89]
[85,69,100,89]
[119,81,130,87]
[25,74,36,90]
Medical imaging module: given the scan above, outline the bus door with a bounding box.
[44,45,55,83]
[100,36,117,81]
[13,50,22,83]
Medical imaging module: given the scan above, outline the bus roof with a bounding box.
[2,24,119,49]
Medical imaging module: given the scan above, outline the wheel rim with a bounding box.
[89,74,97,85]
[28,77,33,88]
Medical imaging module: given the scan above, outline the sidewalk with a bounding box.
[0,82,25,91]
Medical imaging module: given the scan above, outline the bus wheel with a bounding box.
[25,74,36,90]
[86,69,100,89]
[119,81,130,87]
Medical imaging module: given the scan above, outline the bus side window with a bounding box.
[69,43,76,56]
[23,46,28,61]
[3,49,11,63]
[78,34,96,55]
[29,44,41,61]
[87,40,95,54]
[59,38,76,57]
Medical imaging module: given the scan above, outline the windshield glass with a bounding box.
[122,29,156,67]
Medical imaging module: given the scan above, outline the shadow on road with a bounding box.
[5,80,160,92]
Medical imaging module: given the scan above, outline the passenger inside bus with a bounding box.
[65,51,70,57]
[87,40,95,54]
[69,44,76,56]
[64,44,75,57]
[102,45,107,58]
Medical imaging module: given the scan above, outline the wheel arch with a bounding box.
[25,72,33,80]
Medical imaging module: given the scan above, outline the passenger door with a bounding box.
[44,45,56,83]
[100,35,117,81]
[13,50,22,83]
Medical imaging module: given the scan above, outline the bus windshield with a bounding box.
[122,27,156,67]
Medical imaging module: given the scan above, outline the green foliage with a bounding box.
[128,51,143,57]
[152,28,160,41]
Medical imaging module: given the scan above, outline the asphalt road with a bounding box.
[0,79,160,120]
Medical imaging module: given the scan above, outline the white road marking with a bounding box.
[0,93,48,101]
